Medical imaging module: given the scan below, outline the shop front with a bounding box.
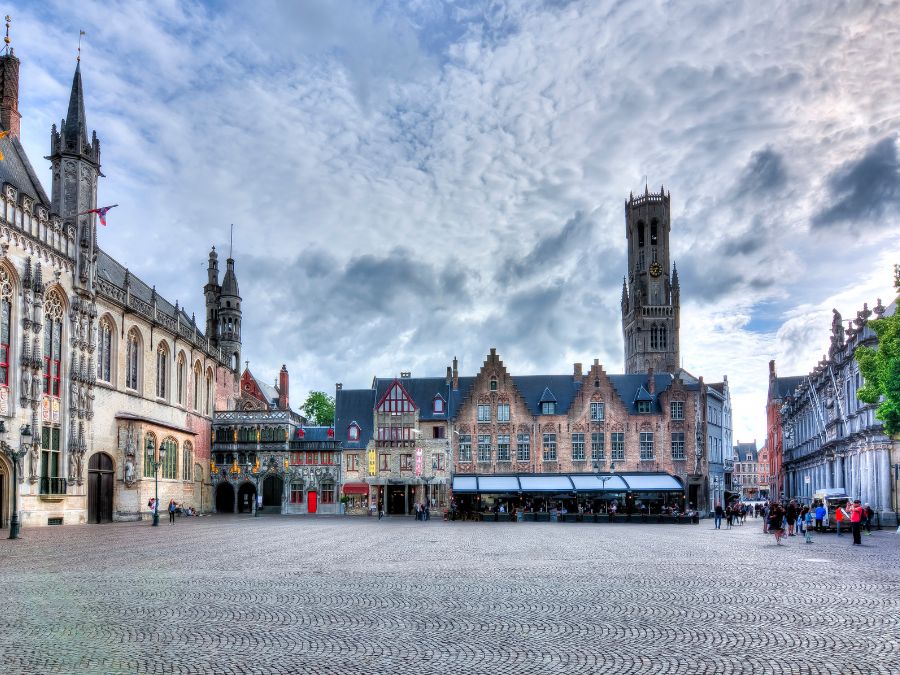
[450,473,688,522]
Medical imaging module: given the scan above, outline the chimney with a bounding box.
[446,366,452,385]
[647,366,654,395]
[573,363,582,381]
[336,383,342,391]
[0,47,21,138]
[278,364,289,410]
[400,371,411,379]
[452,356,459,390]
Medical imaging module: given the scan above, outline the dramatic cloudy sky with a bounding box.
[10,0,900,444]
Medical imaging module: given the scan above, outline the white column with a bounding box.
[878,450,891,515]
[835,456,844,489]
[861,452,872,505]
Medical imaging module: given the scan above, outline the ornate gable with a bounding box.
[240,369,269,409]
[375,379,417,413]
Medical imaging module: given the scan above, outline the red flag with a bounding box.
[78,204,118,226]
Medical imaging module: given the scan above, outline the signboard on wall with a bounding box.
[368,449,376,476]
[415,447,423,476]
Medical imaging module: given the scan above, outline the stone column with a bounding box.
[835,456,844,489]
[878,449,891,515]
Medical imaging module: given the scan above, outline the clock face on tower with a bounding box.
[649,261,662,278]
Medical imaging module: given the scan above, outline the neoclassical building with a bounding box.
[0,44,240,529]
[780,296,897,525]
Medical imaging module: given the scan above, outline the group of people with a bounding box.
[712,501,750,529]
[414,502,431,521]
[147,497,197,523]
[763,499,873,546]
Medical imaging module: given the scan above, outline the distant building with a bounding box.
[766,362,803,501]
[732,441,758,500]
[757,442,770,499]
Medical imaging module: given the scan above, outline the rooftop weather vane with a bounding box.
[77,29,85,62]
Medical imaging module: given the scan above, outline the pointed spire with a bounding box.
[63,62,88,151]
[621,276,628,300]
[672,263,680,287]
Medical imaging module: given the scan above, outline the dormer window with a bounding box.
[541,401,556,415]
[433,395,446,415]
[347,423,360,441]
[636,401,651,414]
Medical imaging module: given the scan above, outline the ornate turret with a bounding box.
[204,246,220,342]
[218,256,241,372]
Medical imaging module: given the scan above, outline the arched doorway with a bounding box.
[0,455,8,529]
[237,482,256,514]
[216,482,235,513]
[87,453,114,524]
[262,475,283,511]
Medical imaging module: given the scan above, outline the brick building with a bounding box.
[766,361,803,501]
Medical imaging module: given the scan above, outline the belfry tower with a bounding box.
[621,185,680,374]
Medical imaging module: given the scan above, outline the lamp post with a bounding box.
[148,436,166,526]
[1,422,32,540]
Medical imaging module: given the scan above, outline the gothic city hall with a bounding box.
[0,48,241,529]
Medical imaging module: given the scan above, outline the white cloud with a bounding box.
[7,0,900,442]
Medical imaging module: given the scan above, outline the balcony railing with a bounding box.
[39,476,68,496]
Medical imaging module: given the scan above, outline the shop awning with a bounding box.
[342,483,370,495]
[569,474,629,492]
[452,476,478,493]
[477,476,521,493]
[620,474,684,491]
[517,475,575,492]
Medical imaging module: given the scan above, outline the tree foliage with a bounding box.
[300,391,335,426]
[856,305,900,438]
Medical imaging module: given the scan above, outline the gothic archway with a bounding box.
[87,453,114,524]
[0,454,10,529]
[216,482,235,514]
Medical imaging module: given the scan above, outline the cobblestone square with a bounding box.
[1,516,898,674]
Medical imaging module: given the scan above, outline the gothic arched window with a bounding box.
[143,432,156,478]
[193,361,202,411]
[156,341,169,400]
[125,328,142,391]
[0,265,13,387]
[660,325,668,350]
[206,368,214,415]
[43,290,65,397]
[650,324,659,349]
[176,352,186,406]
[97,317,113,383]
[160,437,178,480]
[182,441,193,481]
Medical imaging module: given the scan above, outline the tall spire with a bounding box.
[63,61,88,150]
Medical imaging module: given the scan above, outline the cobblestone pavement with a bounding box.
[1,516,899,675]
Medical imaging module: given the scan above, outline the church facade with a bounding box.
[0,44,240,529]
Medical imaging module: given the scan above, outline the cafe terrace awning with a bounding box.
[451,473,684,494]
[341,483,370,495]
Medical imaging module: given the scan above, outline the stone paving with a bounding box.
[1,515,899,674]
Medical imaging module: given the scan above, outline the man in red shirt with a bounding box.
[850,500,864,546]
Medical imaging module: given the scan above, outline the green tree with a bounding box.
[856,272,900,437]
[300,391,335,426]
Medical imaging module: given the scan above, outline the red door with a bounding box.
[308,491,317,514]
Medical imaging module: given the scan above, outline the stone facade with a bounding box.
[780,298,897,525]
[0,47,239,530]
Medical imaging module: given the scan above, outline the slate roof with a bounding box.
[0,134,51,206]
[734,442,758,462]
[294,426,336,443]
[335,388,376,449]
[774,376,804,400]
[96,249,201,332]
[254,378,280,407]
[538,387,557,404]
[511,375,581,416]
[607,374,675,414]
[633,385,653,402]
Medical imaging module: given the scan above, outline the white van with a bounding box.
[812,489,851,530]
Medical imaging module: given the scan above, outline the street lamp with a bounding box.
[148,435,166,526]
[1,421,32,540]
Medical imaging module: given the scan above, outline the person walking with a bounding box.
[803,508,814,544]
[864,503,874,535]
[762,503,770,534]
[814,502,826,533]
[168,498,176,524]
[786,500,798,537]
[378,500,384,520]
[714,502,723,530]
[769,502,786,545]
[850,500,863,545]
